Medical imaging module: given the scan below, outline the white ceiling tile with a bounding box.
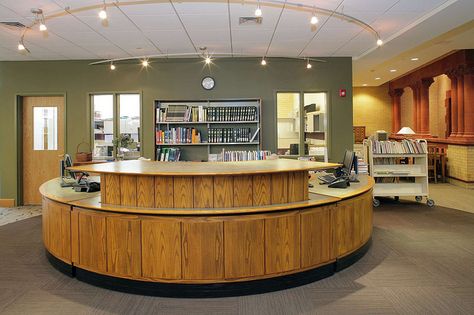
[125,14,182,31]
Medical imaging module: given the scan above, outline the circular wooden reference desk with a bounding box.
[40,159,374,297]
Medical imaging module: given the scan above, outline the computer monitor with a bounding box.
[341,150,356,175]
[64,154,76,179]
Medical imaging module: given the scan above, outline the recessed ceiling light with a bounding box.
[255,5,262,17]
[362,84,368,86]
[411,57,419,61]
[390,69,397,72]
[376,39,383,46]
[375,77,381,80]
[261,58,267,66]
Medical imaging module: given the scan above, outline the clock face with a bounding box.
[201,76,215,90]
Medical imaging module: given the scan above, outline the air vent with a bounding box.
[239,17,262,25]
[0,21,26,29]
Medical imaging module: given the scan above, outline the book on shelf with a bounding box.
[156,127,202,144]
[209,149,272,162]
[156,148,181,161]
[371,139,427,155]
[250,127,260,142]
[157,105,257,123]
[208,127,253,143]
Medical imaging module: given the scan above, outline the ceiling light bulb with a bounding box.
[255,6,262,17]
[411,57,419,61]
[306,62,312,69]
[205,57,211,64]
[376,39,383,46]
[261,59,267,66]
[390,69,397,73]
[375,77,381,80]
[110,64,116,70]
[142,60,149,67]
[99,8,107,20]
[39,23,47,31]
[362,84,368,86]
[18,43,25,51]
[310,15,318,25]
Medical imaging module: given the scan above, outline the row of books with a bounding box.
[156,148,181,161]
[156,128,202,144]
[208,128,255,143]
[156,105,258,122]
[371,139,427,154]
[208,150,272,162]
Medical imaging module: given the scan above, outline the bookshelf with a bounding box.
[155,99,262,161]
[364,139,434,207]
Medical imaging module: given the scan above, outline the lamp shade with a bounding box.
[397,127,416,135]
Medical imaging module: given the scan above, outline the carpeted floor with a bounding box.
[0,200,474,314]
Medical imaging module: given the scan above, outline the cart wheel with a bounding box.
[394,196,399,201]
[373,198,380,207]
[415,196,422,202]
[427,199,435,207]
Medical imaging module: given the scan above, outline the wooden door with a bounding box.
[22,96,64,205]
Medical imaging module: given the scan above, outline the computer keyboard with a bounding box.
[318,174,337,184]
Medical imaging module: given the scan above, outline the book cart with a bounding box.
[363,139,435,207]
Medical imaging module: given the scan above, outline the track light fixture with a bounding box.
[17,41,25,51]
[376,38,383,46]
[32,9,47,32]
[99,1,107,20]
[110,62,116,70]
[17,32,29,52]
[306,59,312,69]
[310,7,319,25]
[205,56,211,64]
[255,1,262,17]
[261,58,267,66]
[142,59,149,67]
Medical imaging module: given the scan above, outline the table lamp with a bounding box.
[397,127,416,135]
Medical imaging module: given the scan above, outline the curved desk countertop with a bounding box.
[41,160,374,297]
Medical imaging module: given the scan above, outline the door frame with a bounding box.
[15,92,67,206]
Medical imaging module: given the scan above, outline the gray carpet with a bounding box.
[1,201,474,315]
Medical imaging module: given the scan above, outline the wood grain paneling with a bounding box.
[303,172,309,200]
[173,177,193,208]
[106,216,141,277]
[213,176,233,208]
[265,213,300,274]
[120,175,137,206]
[137,176,154,208]
[288,171,305,202]
[154,176,174,208]
[193,176,214,208]
[104,174,121,205]
[253,174,271,206]
[335,199,355,257]
[224,218,264,279]
[271,172,288,204]
[233,175,253,207]
[47,201,71,262]
[301,206,333,268]
[42,198,50,251]
[100,174,107,204]
[71,209,79,264]
[182,220,223,280]
[77,210,107,273]
[142,218,182,279]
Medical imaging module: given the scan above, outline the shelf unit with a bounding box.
[364,139,434,207]
[154,99,262,161]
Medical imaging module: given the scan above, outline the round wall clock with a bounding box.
[201,76,215,90]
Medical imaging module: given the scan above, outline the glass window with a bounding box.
[92,94,114,159]
[119,94,141,159]
[304,92,328,161]
[277,93,300,155]
[33,107,57,150]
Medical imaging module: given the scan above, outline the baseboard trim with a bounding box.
[0,199,15,207]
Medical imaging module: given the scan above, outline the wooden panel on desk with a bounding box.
[224,218,264,279]
[182,220,223,280]
[106,216,141,277]
[42,198,50,251]
[100,174,106,204]
[301,206,333,268]
[253,174,271,206]
[120,175,137,206]
[154,176,174,208]
[233,175,253,207]
[142,218,182,280]
[213,176,233,208]
[174,176,193,208]
[271,172,288,204]
[193,176,214,208]
[71,209,79,264]
[303,172,309,200]
[137,176,155,208]
[77,209,107,273]
[288,171,305,202]
[47,200,71,262]
[265,213,300,274]
[104,174,121,205]
[335,199,355,257]
[354,191,373,245]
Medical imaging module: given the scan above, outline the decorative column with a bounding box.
[447,71,459,137]
[462,66,474,139]
[410,84,420,133]
[457,72,465,136]
[419,78,434,136]
[389,88,404,134]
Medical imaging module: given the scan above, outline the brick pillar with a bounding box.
[419,78,434,136]
[447,72,458,137]
[457,74,465,136]
[462,66,474,139]
[410,84,420,133]
[389,88,404,133]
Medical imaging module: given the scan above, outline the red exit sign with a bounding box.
[339,89,347,97]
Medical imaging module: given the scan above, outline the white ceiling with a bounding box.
[0,0,473,85]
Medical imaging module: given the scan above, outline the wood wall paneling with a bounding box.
[213,176,233,208]
[106,216,142,277]
[154,176,174,208]
[253,174,271,206]
[77,210,107,273]
[104,174,121,205]
[233,175,253,207]
[265,213,301,274]
[120,175,137,207]
[288,171,305,202]
[193,176,214,208]
[173,177,193,208]
[271,172,289,204]
[301,206,333,268]
[137,176,155,208]
[224,218,265,279]
[142,218,182,279]
[182,220,224,280]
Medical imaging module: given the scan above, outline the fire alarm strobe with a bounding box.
[339,89,347,97]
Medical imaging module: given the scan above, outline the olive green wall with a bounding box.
[0,57,353,202]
